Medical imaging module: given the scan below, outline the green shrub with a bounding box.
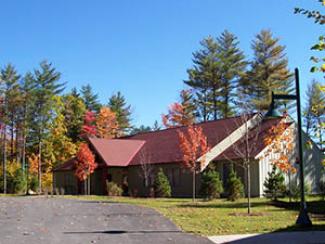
[11,168,27,194]
[263,165,286,200]
[201,170,223,200]
[106,181,123,196]
[29,175,39,193]
[226,166,244,201]
[291,181,312,201]
[154,168,171,197]
[0,168,27,194]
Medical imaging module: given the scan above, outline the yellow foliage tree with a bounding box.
[96,107,119,139]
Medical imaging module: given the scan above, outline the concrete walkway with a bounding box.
[209,231,325,244]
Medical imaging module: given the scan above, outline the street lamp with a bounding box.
[265,68,312,226]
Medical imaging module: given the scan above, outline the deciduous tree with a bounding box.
[162,90,196,128]
[75,143,97,195]
[81,110,97,138]
[178,125,209,202]
[96,107,118,139]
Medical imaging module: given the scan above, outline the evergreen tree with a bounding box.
[200,169,223,200]
[226,166,244,201]
[263,165,286,200]
[80,84,101,112]
[107,91,132,136]
[239,30,293,111]
[304,80,325,149]
[62,91,87,142]
[28,61,65,192]
[217,30,247,118]
[152,120,161,131]
[0,64,21,193]
[185,36,220,121]
[130,125,152,135]
[154,168,171,197]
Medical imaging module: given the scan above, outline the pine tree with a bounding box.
[217,31,247,118]
[226,166,244,201]
[304,80,325,149]
[107,91,132,136]
[201,169,223,200]
[263,165,286,200]
[185,36,220,121]
[154,168,171,197]
[80,84,101,112]
[28,61,65,192]
[130,125,151,135]
[239,30,293,111]
[62,91,87,142]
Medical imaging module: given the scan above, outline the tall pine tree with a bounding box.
[29,61,65,192]
[217,31,247,118]
[108,91,132,136]
[185,36,220,121]
[80,84,101,112]
[239,30,293,111]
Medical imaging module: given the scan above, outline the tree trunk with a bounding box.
[247,163,251,214]
[38,139,42,193]
[88,176,91,195]
[213,86,217,120]
[288,172,292,203]
[245,121,251,214]
[84,180,87,195]
[192,169,196,202]
[2,127,7,194]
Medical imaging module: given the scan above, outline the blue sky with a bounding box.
[0,0,323,127]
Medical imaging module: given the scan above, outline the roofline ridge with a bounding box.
[123,113,258,138]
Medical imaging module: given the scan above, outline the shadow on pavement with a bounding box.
[64,230,182,235]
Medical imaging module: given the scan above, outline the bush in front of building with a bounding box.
[106,181,123,196]
[263,165,286,200]
[201,170,223,200]
[226,166,244,201]
[154,168,171,197]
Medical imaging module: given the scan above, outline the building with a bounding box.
[53,114,324,197]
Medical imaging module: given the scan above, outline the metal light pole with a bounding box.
[265,68,312,226]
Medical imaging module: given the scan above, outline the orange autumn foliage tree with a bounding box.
[178,125,209,201]
[75,143,97,194]
[96,107,119,139]
[162,90,196,128]
[28,153,39,175]
[263,115,297,174]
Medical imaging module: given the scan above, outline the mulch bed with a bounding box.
[228,212,268,217]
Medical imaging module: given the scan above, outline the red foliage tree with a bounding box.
[178,125,209,201]
[162,90,196,128]
[81,110,97,138]
[75,143,97,194]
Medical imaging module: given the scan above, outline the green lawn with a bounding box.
[65,195,325,236]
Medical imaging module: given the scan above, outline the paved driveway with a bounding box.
[0,197,212,244]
